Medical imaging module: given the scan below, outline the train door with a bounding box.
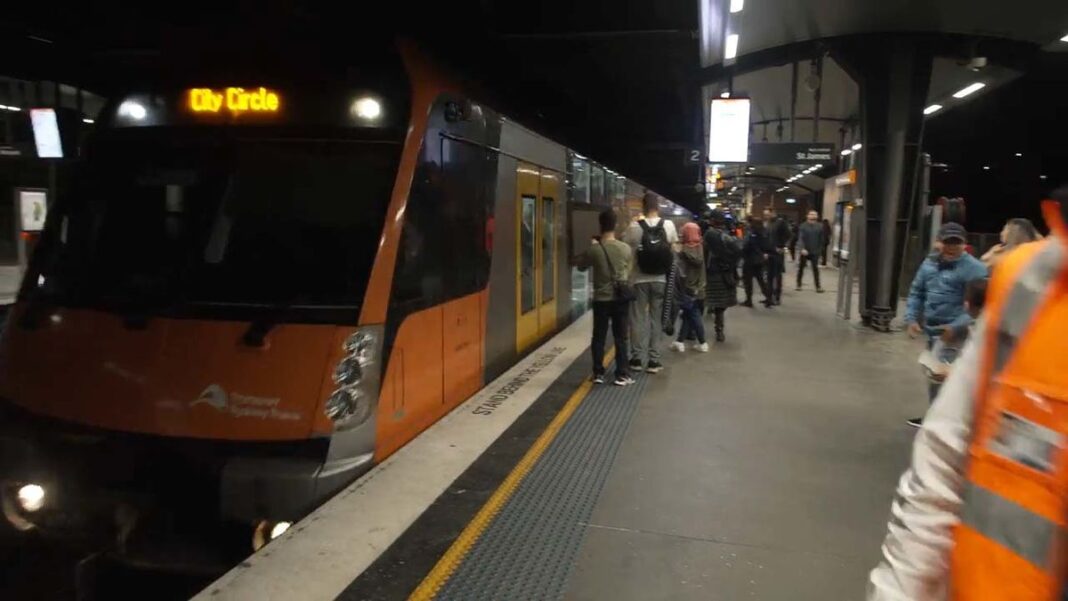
[515,163,559,353]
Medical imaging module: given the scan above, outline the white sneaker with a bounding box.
[670,341,686,352]
[695,343,710,353]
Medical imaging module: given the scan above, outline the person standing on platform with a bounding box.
[903,222,988,427]
[670,222,708,353]
[623,192,678,374]
[576,209,634,387]
[741,216,774,308]
[868,189,1068,601]
[821,218,832,265]
[980,217,1042,267]
[796,210,826,293]
[764,208,791,305]
[702,210,741,341]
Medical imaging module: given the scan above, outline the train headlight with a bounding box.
[343,331,375,362]
[332,357,363,386]
[351,96,382,121]
[17,484,45,512]
[324,387,362,422]
[270,521,291,540]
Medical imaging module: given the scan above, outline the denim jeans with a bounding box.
[677,300,706,344]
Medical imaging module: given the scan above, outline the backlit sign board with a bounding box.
[30,109,63,158]
[708,98,751,163]
[19,189,47,231]
[188,87,281,115]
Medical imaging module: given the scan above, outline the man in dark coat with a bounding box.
[702,211,741,341]
[764,209,791,305]
[741,216,774,308]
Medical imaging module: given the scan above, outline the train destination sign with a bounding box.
[748,143,836,166]
[188,87,281,115]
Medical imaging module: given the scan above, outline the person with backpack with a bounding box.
[576,209,635,386]
[670,222,708,353]
[623,192,678,374]
[702,210,741,341]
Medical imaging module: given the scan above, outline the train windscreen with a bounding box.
[34,132,399,322]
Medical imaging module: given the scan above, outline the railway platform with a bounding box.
[199,268,926,600]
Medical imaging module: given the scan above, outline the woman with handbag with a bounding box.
[576,209,635,386]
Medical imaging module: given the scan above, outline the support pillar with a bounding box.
[836,37,932,331]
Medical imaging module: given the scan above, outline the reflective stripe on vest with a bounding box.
[991,242,1065,373]
[960,482,1058,569]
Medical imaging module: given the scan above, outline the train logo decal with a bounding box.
[191,384,228,411]
[189,385,300,421]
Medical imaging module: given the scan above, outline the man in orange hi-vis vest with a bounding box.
[868,187,1068,600]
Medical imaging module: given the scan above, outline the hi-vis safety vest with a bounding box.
[950,204,1068,600]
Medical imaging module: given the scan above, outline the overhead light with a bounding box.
[720,91,730,98]
[1015,152,1023,157]
[5,105,20,112]
[730,0,745,12]
[952,82,986,99]
[1041,175,1048,180]
[923,104,943,115]
[82,118,94,124]
[851,143,862,151]
[270,521,292,540]
[983,166,991,171]
[786,198,797,204]
[840,149,853,156]
[725,34,739,60]
[117,100,147,120]
[1061,34,1068,42]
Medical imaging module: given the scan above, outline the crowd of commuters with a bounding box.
[579,192,829,385]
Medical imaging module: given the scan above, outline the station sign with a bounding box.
[187,87,281,116]
[748,143,835,166]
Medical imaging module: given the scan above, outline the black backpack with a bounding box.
[636,220,674,275]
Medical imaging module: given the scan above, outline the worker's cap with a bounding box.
[938,222,967,243]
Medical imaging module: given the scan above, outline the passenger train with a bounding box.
[0,41,684,563]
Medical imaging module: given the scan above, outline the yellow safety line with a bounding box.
[408,349,612,600]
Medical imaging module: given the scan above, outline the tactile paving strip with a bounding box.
[431,375,648,600]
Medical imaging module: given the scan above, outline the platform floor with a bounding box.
[563,266,923,600]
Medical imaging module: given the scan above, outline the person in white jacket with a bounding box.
[867,316,984,599]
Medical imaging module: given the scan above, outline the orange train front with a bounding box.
[0,41,674,564]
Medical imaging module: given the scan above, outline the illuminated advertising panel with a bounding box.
[30,108,63,158]
[708,98,750,163]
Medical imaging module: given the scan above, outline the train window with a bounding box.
[520,194,536,314]
[541,197,555,302]
[569,154,589,204]
[392,156,444,307]
[590,165,605,205]
[440,138,488,300]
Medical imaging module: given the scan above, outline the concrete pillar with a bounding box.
[836,37,932,331]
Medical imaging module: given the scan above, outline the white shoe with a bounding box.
[670,341,686,352]
[695,343,710,353]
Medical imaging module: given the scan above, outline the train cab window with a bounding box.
[541,197,555,302]
[520,194,536,314]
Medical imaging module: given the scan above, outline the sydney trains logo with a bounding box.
[188,384,301,421]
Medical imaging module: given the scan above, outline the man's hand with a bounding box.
[907,322,923,338]
[801,249,809,257]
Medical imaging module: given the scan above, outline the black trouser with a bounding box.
[821,244,829,266]
[797,253,821,288]
[766,252,784,301]
[592,300,630,378]
[742,263,771,303]
[711,307,725,333]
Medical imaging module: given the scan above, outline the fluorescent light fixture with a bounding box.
[0,105,7,110]
[923,104,943,115]
[851,143,862,151]
[1015,152,1023,157]
[983,166,990,171]
[840,149,853,156]
[730,0,744,12]
[118,100,147,120]
[720,91,730,98]
[1061,34,1068,42]
[5,105,20,112]
[1041,175,1048,180]
[82,118,94,124]
[725,34,739,60]
[952,82,986,99]
[786,198,797,204]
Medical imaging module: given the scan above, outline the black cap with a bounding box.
[938,222,967,242]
